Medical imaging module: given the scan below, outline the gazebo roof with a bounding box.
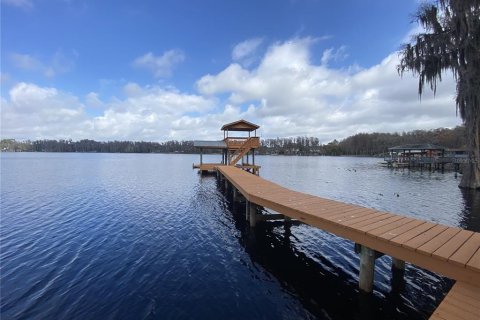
[388,143,445,151]
[221,119,259,132]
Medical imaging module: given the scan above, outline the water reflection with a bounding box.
[458,188,480,231]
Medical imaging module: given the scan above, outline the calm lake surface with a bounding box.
[1,153,479,319]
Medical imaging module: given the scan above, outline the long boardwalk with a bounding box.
[216,166,480,319]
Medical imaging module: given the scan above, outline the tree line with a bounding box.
[259,126,466,156]
[1,126,466,156]
[0,139,196,154]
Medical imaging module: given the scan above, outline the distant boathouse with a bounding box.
[384,143,468,171]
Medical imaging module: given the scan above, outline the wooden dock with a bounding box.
[215,165,480,319]
[430,281,480,320]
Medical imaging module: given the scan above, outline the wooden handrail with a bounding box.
[229,137,258,165]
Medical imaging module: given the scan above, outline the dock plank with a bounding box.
[390,222,437,246]
[448,233,480,267]
[349,213,398,229]
[329,208,376,224]
[403,225,449,250]
[417,228,462,256]
[321,206,374,221]
[337,211,388,227]
[376,220,426,241]
[357,215,405,233]
[466,248,480,272]
[433,230,474,261]
[367,217,416,237]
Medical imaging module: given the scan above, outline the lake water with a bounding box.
[1,153,479,319]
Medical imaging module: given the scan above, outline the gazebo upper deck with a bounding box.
[221,119,260,149]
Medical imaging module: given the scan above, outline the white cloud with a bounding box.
[132,50,185,78]
[321,46,348,65]
[91,84,215,140]
[85,92,104,108]
[1,82,215,141]
[2,37,463,143]
[197,37,461,141]
[2,0,33,10]
[10,50,75,78]
[1,83,90,139]
[10,53,42,70]
[232,38,263,66]
[123,82,143,96]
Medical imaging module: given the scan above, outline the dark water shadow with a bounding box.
[458,188,480,232]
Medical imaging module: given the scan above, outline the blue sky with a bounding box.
[1,0,461,141]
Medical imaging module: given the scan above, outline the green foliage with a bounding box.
[399,0,480,187]
[258,126,465,156]
[0,139,195,153]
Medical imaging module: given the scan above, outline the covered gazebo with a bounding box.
[193,119,261,174]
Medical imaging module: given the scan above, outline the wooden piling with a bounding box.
[359,245,375,293]
[391,257,406,292]
[249,201,257,227]
[392,258,405,271]
[233,187,238,202]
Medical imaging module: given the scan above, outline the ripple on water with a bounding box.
[1,153,477,319]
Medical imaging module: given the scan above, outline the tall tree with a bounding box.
[398,0,480,189]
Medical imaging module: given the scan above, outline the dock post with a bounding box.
[245,200,250,221]
[224,179,229,190]
[392,258,405,271]
[284,216,292,237]
[233,187,238,202]
[249,202,257,227]
[284,216,292,228]
[359,245,375,293]
[391,257,406,291]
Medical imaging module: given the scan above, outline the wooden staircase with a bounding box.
[229,137,258,165]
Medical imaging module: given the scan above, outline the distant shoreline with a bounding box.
[1,126,466,157]
[0,150,388,158]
